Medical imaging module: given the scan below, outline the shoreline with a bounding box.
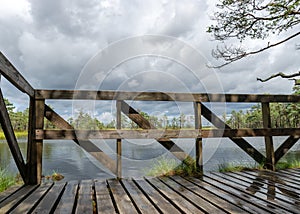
[0,131,28,140]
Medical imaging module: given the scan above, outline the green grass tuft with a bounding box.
[218,162,264,172]
[0,168,17,192]
[146,157,202,177]
[276,160,300,170]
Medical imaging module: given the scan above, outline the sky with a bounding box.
[0,0,299,123]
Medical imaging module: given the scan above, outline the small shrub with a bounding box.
[146,157,202,177]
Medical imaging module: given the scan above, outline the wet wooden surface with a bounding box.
[1,169,300,213]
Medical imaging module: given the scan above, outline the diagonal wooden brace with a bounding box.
[275,135,300,164]
[44,105,117,174]
[120,101,193,162]
[200,103,266,164]
[0,88,27,180]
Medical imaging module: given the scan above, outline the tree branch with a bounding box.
[257,71,300,82]
[210,31,300,68]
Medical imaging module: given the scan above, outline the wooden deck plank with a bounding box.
[107,179,138,214]
[0,185,23,203]
[0,185,38,213]
[0,170,299,213]
[170,176,249,213]
[75,180,94,214]
[158,176,230,213]
[32,182,66,213]
[146,177,205,213]
[205,173,295,213]
[94,180,116,214]
[245,170,300,191]
[183,176,269,214]
[121,179,159,214]
[232,171,300,202]
[211,171,300,210]
[275,170,300,184]
[11,182,53,213]
[54,180,79,214]
[134,179,181,213]
[281,169,300,183]
[203,175,283,213]
[280,169,300,179]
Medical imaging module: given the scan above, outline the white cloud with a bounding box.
[98,112,114,124]
[0,0,298,116]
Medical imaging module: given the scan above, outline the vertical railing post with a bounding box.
[116,100,122,178]
[262,102,275,171]
[194,102,203,172]
[26,97,45,184]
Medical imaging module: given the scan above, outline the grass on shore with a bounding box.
[218,160,300,172]
[0,131,27,140]
[146,157,202,177]
[0,168,22,193]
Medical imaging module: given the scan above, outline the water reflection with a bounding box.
[1,137,300,181]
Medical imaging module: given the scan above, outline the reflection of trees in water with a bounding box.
[0,141,27,170]
[0,143,11,167]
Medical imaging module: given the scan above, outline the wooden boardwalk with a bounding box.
[1,169,300,213]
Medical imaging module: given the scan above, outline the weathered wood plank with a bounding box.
[26,97,36,184]
[107,179,138,213]
[54,180,79,214]
[11,183,53,213]
[232,171,300,202]
[212,171,300,208]
[36,129,201,140]
[0,89,27,181]
[0,52,34,97]
[0,185,23,203]
[194,102,203,171]
[75,180,94,214]
[262,102,275,170]
[133,179,181,214]
[116,101,122,178]
[0,185,38,213]
[245,170,300,191]
[146,177,205,213]
[32,182,66,213]
[158,177,227,213]
[94,180,116,214]
[201,103,266,164]
[36,128,300,140]
[44,105,117,175]
[121,179,159,214]
[35,89,300,103]
[171,176,253,213]
[205,173,295,213]
[185,176,270,214]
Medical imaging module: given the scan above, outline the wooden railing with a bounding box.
[1,51,300,184]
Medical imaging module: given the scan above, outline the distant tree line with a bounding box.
[226,86,300,129]
[67,111,194,130]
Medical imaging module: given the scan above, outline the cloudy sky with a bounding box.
[0,0,299,123]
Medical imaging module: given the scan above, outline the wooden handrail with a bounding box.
[35,128,300,140]
[35,89,300,102]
